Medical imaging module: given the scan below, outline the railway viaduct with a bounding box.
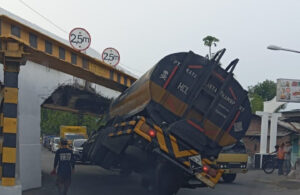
[0,9,136,194]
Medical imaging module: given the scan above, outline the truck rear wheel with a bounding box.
[154,163,184,195]
[222,173,236,183]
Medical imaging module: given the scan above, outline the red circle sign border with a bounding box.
[69,27,92,51]
[102,47,121,67]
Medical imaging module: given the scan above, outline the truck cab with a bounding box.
[216,141,248,183]
[60,126,88,147]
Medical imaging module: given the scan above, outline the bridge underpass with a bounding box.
[0,11,137,194]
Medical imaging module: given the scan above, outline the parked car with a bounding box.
[72,139,87,162]
[51,137,61,153]
[43,135,55,149]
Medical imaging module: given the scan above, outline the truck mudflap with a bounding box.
[110,116,224,188]
[195,159,224,188]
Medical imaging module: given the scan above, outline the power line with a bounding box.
[18,0,68,34]
[18,0,145,77]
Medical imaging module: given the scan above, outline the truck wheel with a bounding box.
[90,129,110,165]
[222,173,236,183]
[73,155,80,162]
[154,163,183,195]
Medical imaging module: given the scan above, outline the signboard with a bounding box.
[276,78,300,102]
[69,28,91,51]
[102,47,120,67]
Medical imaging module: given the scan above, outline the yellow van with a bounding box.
[216,142,248,183]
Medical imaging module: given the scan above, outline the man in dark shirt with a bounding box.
[51,138,75,195]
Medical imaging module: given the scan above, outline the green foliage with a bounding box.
[203,35,219,58]
[203,35,219,47]
[248,80,276,101]
[248,80,277,113]
[249,94,264,114]
[40,108,106,136]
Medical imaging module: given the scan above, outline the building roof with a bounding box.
[245,114,300,137]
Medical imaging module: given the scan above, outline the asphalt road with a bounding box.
[23,147,300,195]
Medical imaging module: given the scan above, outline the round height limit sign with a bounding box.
[102,48,120,67]
[69,28,91,51]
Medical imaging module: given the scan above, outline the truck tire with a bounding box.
[154,163,184,195]
[222,173,236,183]
[73,155,80,162]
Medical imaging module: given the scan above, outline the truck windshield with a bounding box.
[73,139,86,147]
[65,134,85,141]
[221,141,247,153]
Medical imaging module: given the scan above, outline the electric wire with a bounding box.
[18,0,143,76]
[18,0,68,34]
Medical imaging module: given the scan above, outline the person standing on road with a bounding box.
[283,141,292,176]
[277,143,285,175]
[51,138,75,195]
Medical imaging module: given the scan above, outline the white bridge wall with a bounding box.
[0,61,120,191]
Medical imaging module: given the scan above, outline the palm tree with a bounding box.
[203,35,219,59]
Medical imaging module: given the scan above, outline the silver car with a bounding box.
[51,137,60,153]
[72,139,87,162]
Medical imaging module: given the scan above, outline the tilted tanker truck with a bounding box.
[83,49,252,195]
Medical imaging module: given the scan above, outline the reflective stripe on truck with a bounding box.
[110,117,224,188]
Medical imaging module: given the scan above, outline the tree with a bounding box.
[248,80,276,101]
[248,80,277,113]
[40,108,106,136]
[249,94,264,114]
[203,35,219,59]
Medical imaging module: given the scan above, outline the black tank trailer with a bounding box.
[83,49,252,195]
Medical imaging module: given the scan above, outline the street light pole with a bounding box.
[267,45,300,54]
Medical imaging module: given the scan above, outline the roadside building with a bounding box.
[243,114,300,166]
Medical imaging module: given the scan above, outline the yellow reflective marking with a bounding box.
[65,50,71,63]
[183,161,191,167]
[52,44,59,58]
[3,117,17,133]
[2,21,10,35]
[128,121,136,126]
[1,177,15,186]
[134,118,151,142]
[2,147,16,163]
[126,129,132,134]
[169,135,198,158]
[20,29,29,45]
[4,87,18,104]
[202,158,213,165]
[154,125,168,153]
[37,37,45,51]
[153,124,163,133]
[117,131,123,135]
[108,133,114,137]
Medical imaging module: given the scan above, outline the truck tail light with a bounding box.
[148,129,156,138]
[203,165,210,173]
[203,165,217,177]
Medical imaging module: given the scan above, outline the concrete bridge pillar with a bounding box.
[0,41,25,194]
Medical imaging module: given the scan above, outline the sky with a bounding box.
[1,0,300,109]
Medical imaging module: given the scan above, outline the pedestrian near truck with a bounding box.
[283,141,292,176]
[51,138,75,195]
[277,143,285,175]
